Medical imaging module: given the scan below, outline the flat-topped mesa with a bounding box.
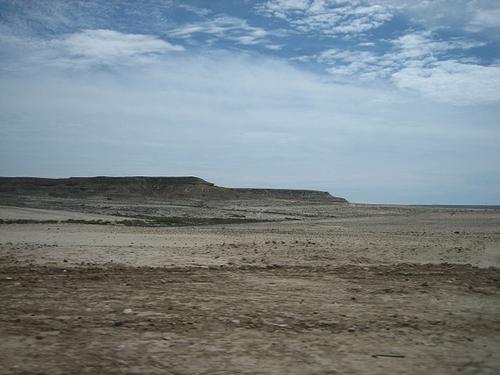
[229,188,345,202]
[0,176,212,186]
[69,176,213,185]
[0,176,347,203]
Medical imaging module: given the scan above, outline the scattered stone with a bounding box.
[372,353,405,359]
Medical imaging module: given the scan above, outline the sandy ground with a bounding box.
[1,201,500,374]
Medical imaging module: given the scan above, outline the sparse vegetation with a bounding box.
[0,219,60,224]
[0,218,112,225]
[0,217,275,226]
[65,219,112,225]
[117,216,274,227]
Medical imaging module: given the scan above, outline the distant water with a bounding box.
[414,205,500,209]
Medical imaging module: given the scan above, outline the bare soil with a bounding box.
[1,199,500,374]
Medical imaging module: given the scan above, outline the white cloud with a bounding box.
[176,4,212,17]
[256,0,392,36]
[257,0,500,41]
[316,31,484,69]
[392,61,500,105]
[468,8,500,31]
[373,0,500,37]
[257,0,311,18]
[264,44,284,50]
[321,49,391,80]
[392,31,485,59]
[301,31,496,104]
[170,16,273,46]
[50,29,184,66]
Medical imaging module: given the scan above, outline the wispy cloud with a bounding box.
[393,61,500,105]
[301,30,484,71]
[170,16,277,47]
[256,0,393,36]
[384,0,500,37]
[298,31,495,104]
[176,3,212,17]
[49,29,184,66]
[468,8,500,32]
[256,0,500,40]
[391,31,485,59]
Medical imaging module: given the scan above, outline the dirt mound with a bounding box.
[0,176,347,203]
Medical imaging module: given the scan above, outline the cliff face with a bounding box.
[0,176,347,203]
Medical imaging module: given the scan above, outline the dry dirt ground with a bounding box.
[1,201,500,374]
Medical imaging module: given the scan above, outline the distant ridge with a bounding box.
[0,176,347,203]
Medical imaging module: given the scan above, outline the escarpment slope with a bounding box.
[0,176,347,203]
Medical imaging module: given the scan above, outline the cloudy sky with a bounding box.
[1,0,499,204]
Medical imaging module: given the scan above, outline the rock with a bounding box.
[0,178,348,216]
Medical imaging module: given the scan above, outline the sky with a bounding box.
[0,0,499,204]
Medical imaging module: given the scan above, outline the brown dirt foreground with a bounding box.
[1,262,499,375]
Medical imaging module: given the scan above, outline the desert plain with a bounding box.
[0,177,499,374]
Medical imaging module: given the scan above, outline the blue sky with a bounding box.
[0,0,499,204]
